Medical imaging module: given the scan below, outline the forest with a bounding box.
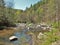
[0,0,60,27]
[0,0,60,45]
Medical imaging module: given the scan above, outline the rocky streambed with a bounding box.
[0,23,52,45]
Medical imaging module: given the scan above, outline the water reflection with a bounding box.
[0,30,32,45]
[13,30,31,45]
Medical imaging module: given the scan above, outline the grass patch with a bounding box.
[41,28,60,45]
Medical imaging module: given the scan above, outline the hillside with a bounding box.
[18,0,60,25]
[1,0,60,25]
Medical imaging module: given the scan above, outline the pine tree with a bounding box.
[0,0,5,7]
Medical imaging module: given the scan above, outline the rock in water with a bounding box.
[9,36,18,41]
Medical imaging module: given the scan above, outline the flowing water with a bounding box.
[0,29,32,45]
